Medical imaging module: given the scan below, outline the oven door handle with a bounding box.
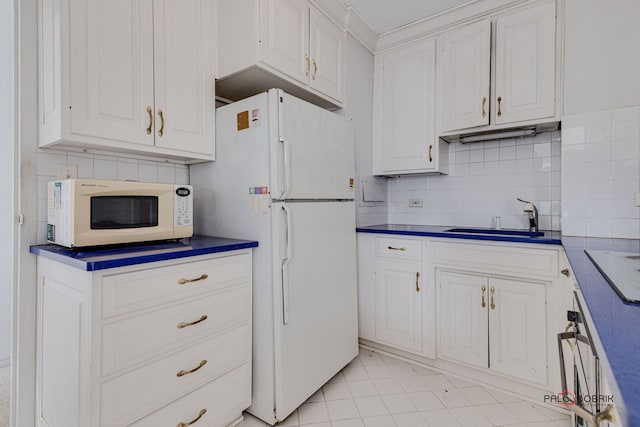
[557,330,615,426]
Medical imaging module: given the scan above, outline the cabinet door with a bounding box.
[494,2,556,124]
[69,0,155,146]
[374,38,437,174]
[438,271,488,368]
[308,7,345,103]
[375,259,423,353]
[488,277,547,385]
[440,19,491,132]
[153,0,215,156]
[261,0,310,86]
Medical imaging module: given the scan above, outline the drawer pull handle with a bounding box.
[481,285,486,308]
[177,409,207,427]
[415,272,420,292]
[481,96,487,118]
[490,286,496,310]
[497,96,503,117]
[158,108,165,137]
[177,315,208,329]
[387,246,407,251]
[178,274,208,285]
[176,360,207,377]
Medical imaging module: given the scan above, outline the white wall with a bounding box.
[35,149,190,243]
[341,35,388,226]
[561,0,640,238]
[0,0,15,366]
[564,0,640,115]
[387,132,561,230]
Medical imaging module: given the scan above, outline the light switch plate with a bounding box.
[58,165,77,179]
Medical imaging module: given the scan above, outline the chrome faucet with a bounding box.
[517,198,539,232]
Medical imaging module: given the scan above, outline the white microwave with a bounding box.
[47,179,193,248]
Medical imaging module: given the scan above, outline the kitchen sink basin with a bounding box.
[445,228,544,237]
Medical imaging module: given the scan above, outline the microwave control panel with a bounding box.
[174,185,193,228]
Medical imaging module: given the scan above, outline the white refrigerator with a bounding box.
[190,89,358,424]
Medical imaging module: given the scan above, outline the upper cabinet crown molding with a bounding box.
[38,0,216,162]
[375,0,532,52]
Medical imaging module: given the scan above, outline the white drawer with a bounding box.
[100,325,250,427]
[101,285,250,376]
[431,241,559,278]
[375,237,422,261]
[128,364,250,427]
[101,253,251,318]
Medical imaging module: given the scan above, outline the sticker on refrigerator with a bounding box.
[249,186,269,194]
[250,109,261,127]
[237,111,249,131]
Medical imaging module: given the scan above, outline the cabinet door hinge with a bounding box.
[16,213,24,225]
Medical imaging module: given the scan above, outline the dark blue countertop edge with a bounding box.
[30,235,259,271]
[355,224,562,245]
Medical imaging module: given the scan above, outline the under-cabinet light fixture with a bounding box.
[459,128,536,143]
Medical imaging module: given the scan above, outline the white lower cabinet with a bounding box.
[357,233,567,396]
[375,259,423,353]
[356,234,435,359]
[35,250,253,427]
[438,271,547,385]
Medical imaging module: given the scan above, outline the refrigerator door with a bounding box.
[271,201,358,421]
[270,90,355,201]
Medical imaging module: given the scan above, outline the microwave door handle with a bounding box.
[280,204,293,325]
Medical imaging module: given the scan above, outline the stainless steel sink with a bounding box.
[445,228,544,237]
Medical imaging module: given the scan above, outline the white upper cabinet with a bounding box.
[308,8,345,103]
[372,38,448,176]
[153,0,215,156]
[494,2,556,124]
[440,19,491,132]
[216,0,345,109]
[260,0,310,86]
[39,0,215,161]
[439,1,558,135]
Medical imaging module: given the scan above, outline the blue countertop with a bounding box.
[563,237,640,427]
[30,235,259,271]
[356,224,562,245]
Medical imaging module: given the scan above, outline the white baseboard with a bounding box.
[0,357,10,368]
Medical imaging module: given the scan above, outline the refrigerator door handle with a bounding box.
[281,204,293,324]
[280,137,291,200]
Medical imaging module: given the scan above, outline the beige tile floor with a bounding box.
[239,349,571,427]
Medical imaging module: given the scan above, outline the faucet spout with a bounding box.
[517,198,539,232]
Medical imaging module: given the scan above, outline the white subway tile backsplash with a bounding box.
[515,143,533,159]
[68,153,94,179]
[116,159,139,181]
[37,151,67,176]
[499,145,515,160]
[387,131,561,230]
[562,106,640,238]
[157,164,176,184]
[533,142,551,158]
[94,158,117,180]
[484,148,500,162]
[138,160,159,182]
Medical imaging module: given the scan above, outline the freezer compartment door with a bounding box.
[272,201,358,421]
[270,90,355,200]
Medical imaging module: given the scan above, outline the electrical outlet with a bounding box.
[408,198,423,207]
[635,192,640,207]
[57,165,77,179]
